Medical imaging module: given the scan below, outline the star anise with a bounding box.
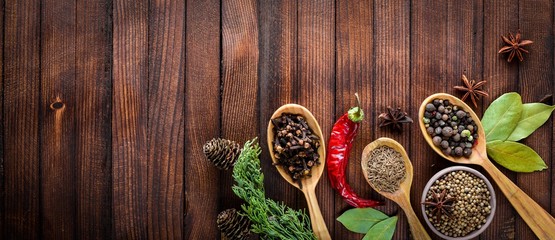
[498,30,533,62]
[454,74,489,108]
[422,189,456,223]
[378,107,413,131]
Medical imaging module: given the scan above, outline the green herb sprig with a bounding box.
[232,138,316,240]
[482,92,555,172]
[337,208,398,240]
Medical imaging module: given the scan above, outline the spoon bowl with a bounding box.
[268,104,326,189]
[267,104,330,239]
[361,137,430,240]
[418,93,555,239]
[418,93,487,165]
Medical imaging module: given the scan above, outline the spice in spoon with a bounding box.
[364,146,406,193]
[271,113,320,182]
[423,99,478,158]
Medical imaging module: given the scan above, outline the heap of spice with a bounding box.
[423,170,492,238]
[423,99,478,157]
[364,146,406,193]
[271,113,321,182]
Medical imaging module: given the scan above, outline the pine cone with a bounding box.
[203,138,241,170]
[217,208,251,240]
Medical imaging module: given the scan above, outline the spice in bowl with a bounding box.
[364,146,406,193]
[423,98,478,157]
[421,167,495,239]
[271,113,321,182]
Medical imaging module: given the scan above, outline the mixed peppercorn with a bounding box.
[423,99,478,157]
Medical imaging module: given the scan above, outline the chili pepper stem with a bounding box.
[348,93,364,123]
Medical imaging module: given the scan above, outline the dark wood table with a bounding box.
[2,0,554,239]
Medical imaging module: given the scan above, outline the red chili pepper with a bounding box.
[327,93,384,208]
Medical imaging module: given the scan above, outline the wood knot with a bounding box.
[50,101,64,110]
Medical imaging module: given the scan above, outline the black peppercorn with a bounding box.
[423,98,478,158]
[454,147,463,156]
[441,140,450,149]
[463,148,472,157]
[435,127,443,135]
[442,127,454,137]
[426,103,437,112]
[453,134,461,142]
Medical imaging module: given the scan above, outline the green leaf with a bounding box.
[362,216,398,240]
[487,140,548,172]
[482,92,523,142]
[507,103,555,141]
[337,208,389,234]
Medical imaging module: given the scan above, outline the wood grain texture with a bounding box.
[297,0,336,233]
[75,0,113,238]
[147,0,185,239]
[446,0,484,114]
[221,0,259,211]
[112,0,149,238]
[0,1,2,234]
[184,0,221,239]
[3,0,41,238]
[0,0,553,239]
[335,1,374,238]
[517,1,554,239]
[553,0,555,219]
[410,1,450,239]
[0,0,4,235]
[258,0,299,211]
[483,0,519,238]
[40,0,77,238]
[372,0,411,238]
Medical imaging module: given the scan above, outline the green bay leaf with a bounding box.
[337,208,389,234]
[507,103,555,141]
[482,92,523,142]
[362,216,398,240]
[487,140,547,172]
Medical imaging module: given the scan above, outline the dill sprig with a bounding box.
[232,138,316,240]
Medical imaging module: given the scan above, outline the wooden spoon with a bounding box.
[267,104,331,240]
[361,138,431,240]
[418,93,555,239]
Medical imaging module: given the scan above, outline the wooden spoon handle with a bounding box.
[303,188,331,240]
[481,159,555,239]
[397,194,431,240]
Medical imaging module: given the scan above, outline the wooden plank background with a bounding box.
[1,0,554,239]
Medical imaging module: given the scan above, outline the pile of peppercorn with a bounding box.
[271,113,321,181]
[424,170,492,237]
[423,99,478,157]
